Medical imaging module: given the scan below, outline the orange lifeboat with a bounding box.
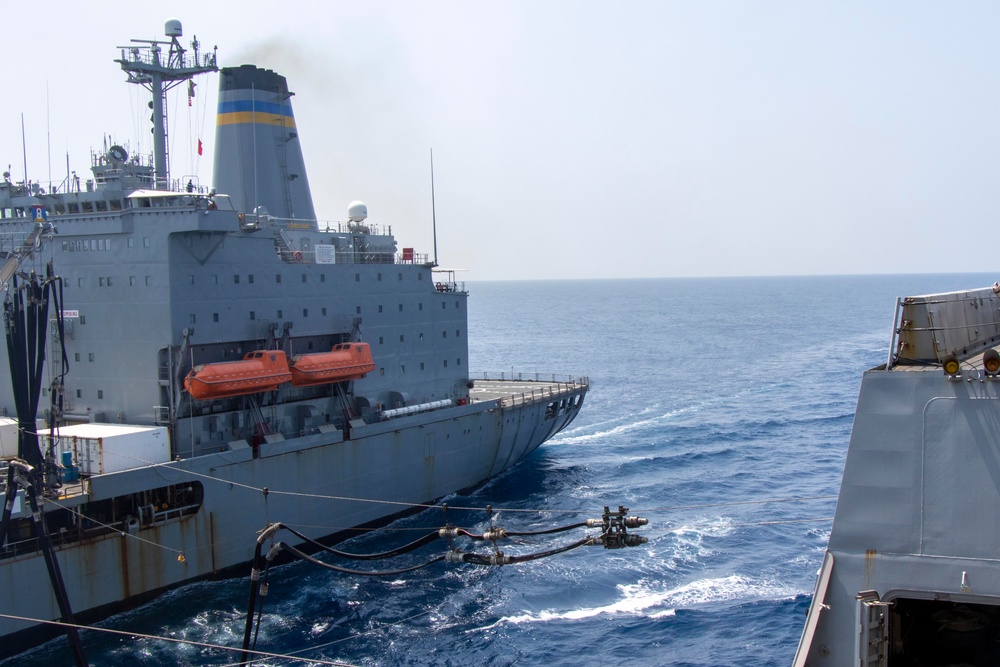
[289,342,376,387]
[184,350,292,400]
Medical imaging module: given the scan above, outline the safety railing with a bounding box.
[470,373,589,408]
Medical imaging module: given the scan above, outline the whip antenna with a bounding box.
[431,148,438,266]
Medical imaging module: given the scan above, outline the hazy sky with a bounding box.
[3,2,999,281]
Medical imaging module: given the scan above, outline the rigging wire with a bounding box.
[216,609,436,667]
[8,422,839,565]
[42,497,186,560]
[280,524,442,560]
[281,541,447,576]
[15,428,841,513]
[640,495,839,513]
[14,488,833,568]
[0,612,358,667]
[238,507,650,665]
[729,516,834,528]
[18,436,841,520]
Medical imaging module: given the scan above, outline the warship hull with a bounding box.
[794,286,1000,665]
[0,23,589,657]
[0,378,586,655]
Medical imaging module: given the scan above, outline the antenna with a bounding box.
[430,148,438,266]
[19,114,26,187]
[47,82,52,189]
[252,83,258,213]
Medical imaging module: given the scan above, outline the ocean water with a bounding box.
[9,273,998,666]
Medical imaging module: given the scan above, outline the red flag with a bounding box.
[197,139,203,156]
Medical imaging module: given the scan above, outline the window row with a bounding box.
[377,331,461,344]
[379,358,462,374]
[41,387,105,400]
[206,273,327,285]
[356,300,461,315]
[69,276,155,287]
[63,236,152,251]
[358,272,425,282]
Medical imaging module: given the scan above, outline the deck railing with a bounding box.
[470,373,589,408]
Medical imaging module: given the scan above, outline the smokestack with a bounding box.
[213,65,317,224]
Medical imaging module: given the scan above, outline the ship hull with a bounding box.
[0,381,585,656]
[793,286,1000,664]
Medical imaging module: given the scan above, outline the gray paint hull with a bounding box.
[0,382,585,652]
[794,286,1000,665]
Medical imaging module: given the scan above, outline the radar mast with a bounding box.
[115,18,218,188]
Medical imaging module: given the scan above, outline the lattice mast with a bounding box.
[115,19,217,188]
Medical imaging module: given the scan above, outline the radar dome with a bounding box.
[165,19,183,37]
[347,201,368,222]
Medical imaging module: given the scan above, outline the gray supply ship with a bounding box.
[793,284,1000,664]
[0,21,587,656]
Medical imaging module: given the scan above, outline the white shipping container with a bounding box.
[0,418,19,459]
[42,424,170,475]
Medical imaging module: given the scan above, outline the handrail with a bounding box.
[470,374,590,409]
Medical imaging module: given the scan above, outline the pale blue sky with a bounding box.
[3,2,999,280]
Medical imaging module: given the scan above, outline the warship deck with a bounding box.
[469,375,589,406]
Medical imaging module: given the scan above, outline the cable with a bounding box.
[0,612,357,666]
[455,522,589,540]
[42,497,186,560]
[728,516,834,527]
[455,536,592,566]
[280,524,441,561]
[279,541,447,576]
[641,495,839,513]
[234,609,435,667]
[22,420,840,523]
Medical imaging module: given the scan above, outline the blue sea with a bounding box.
[8,273,998,666]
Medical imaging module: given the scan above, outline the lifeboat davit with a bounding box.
[184,350,292,400]
[289,342,376,387]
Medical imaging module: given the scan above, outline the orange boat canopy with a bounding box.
[184,350,292,400]
[289,342,376,387]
